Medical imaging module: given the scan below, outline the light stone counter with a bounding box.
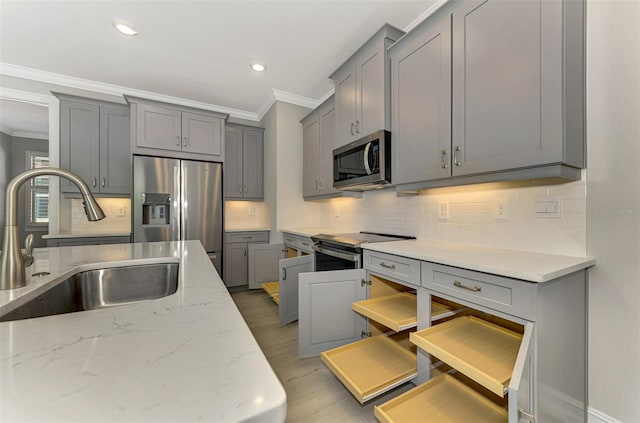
[42,233,131,239]
[364,239,594,283]
[280,228,334,238]
[224,228,271,233]
[0,241,286,422]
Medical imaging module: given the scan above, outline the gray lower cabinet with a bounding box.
[57,94,131,195]
[46,235,131,247]
[390,0,585,190]
[225,124,264,200]
[278,255,313,327]
[248,243,284,290]
[223,231,268,287]
[127,96,227,162]
[330,24,405,148]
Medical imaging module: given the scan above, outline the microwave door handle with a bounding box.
[363,142,373,175]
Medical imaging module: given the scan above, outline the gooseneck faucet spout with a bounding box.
[1,167,105,290]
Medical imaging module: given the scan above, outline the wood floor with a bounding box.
[231,289,414,423]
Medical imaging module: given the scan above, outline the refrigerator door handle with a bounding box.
[173,164,181,242]
[181,162,188,240]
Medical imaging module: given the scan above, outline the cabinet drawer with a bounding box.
[422,263,535,321]
[283,233,297,246]
[225,231,269,244]
[296,237,314,253]
[364,251,420,286]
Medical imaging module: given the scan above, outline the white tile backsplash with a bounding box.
[225,201,269,229]
[70,198,131,234]
[322,179,587,256]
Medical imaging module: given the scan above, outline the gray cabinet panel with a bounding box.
[452,0,555,176]
[391,15,452,185]
[302,116,320,197]
[357,46,384,139]
[298,269,367,358]
[242,128,263,199]
[319,105,337,194]
[224,243,247,288]
[182,111,223,157]
[135,103,182,152]
[248,243,284,290]
[99,104,131,194]
[60,100,100,193]
[224,124,263,200]
[334,69,357,148]
[279,255,313,326]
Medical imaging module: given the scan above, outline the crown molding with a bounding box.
[256,90,277,122]
[403,0,450,33]
[0,63,260,121]
[0,124,14,136]
[12,130,49,140]
[272,89,321,110]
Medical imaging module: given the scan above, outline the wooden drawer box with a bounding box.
[422,263,536,321]
[225,231,269,244]
[364,250,420,286]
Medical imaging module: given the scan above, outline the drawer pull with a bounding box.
[453,280,481,292]
[301,242,310,247]
[242,236,253,239]
[379,262,396,270]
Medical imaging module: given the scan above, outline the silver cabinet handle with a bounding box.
[244,186,248,194]
[454,146,461,166]
[244,248,247,257]
[183,136,188,147]
[92,177,97,187]
[176,136,180,146]
[301,242,310,247]
[242,236,253,239]
[318,180,323,190]
[379,262,396,270]
[315,180,318,190]
[453,280,481,292]
[282,267,287,280]
[355,120,360,134]
[101,177,105,188]
[350,122,355,136]
[441,149,448,169]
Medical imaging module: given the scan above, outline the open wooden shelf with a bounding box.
[352,294,455,332]
[320,334,416,404]
[272,294,279,305]
[374,373,508,423]
[262,281,279,297]
[410,316,522,397]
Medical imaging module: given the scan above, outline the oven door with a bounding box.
[313,244,361,271]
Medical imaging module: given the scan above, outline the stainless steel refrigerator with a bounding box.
[132,155,223,274]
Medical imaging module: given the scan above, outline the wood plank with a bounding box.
[374,374,508,423]
[321,335,417,403]
[262,281,279,297]
[410,316,522,397]
[352,292,417,331]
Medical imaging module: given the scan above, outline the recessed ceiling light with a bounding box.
[113,22,138,36]
[250,62,267,72]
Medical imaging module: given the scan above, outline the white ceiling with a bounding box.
[0,1,436,120]
[0,99,49,139]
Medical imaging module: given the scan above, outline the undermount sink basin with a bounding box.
[0,262,179,322]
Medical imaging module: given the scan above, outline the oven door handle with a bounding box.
[312,244,360,262]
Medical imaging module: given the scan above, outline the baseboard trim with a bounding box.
[589,407,622,423]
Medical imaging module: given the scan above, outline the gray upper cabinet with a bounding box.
[330,24,405,149]
[225,124,264,200]
[57,94,131,195]
[391,0,586,190]
[301,96,362,201]
[127,96,227,162]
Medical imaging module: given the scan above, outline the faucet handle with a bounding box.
[23,234,34,267]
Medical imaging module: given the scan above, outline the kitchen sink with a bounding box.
[0,262,179,322]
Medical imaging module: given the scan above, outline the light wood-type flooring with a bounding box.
[231,288,414,423]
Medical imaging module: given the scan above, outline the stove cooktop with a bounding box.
[311,232,414,248]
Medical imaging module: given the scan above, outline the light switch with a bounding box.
[534,196,562,218]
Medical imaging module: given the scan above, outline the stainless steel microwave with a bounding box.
[333,130,391,191]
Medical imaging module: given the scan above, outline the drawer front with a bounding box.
[422,263,536,320]
[364,251,420,286]
[296,237,314,253]
[283,233,297,247]
[225,231,269,244]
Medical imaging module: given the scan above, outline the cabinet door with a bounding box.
[392,15,452,185]
[135,103,182,152]
[99,104,131,194]
[318,104,337,194]
[224,126,243,199]
[357,45,385,139]
[302,114,320,197]
[279,255,314,326]
[182,112,223,158]
[334,66,357,148]
[248,243,284,290]
[452,0,557,176]
[298,269,367,357]
[242,128,263,199]
[60,100,100,193]
[224,243,247,287]
[509,322,535,423]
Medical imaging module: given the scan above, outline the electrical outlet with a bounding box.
[334,207,341,217]
[247,207,255,216]
[493,199,510,219]
[117,206,126,217]
[438,202,449,220]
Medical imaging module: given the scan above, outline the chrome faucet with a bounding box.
[1,167,105,290]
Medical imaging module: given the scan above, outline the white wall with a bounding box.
[586,1,640,421]
[261,102,278,240]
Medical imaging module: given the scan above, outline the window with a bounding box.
[26,151,49,226]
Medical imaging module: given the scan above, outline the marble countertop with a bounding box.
[225,228,271,233]
[364,240,595,283]
[0,241,286,422]
[42,232,131,239]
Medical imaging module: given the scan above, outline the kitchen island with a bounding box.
[0,241,286,422]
